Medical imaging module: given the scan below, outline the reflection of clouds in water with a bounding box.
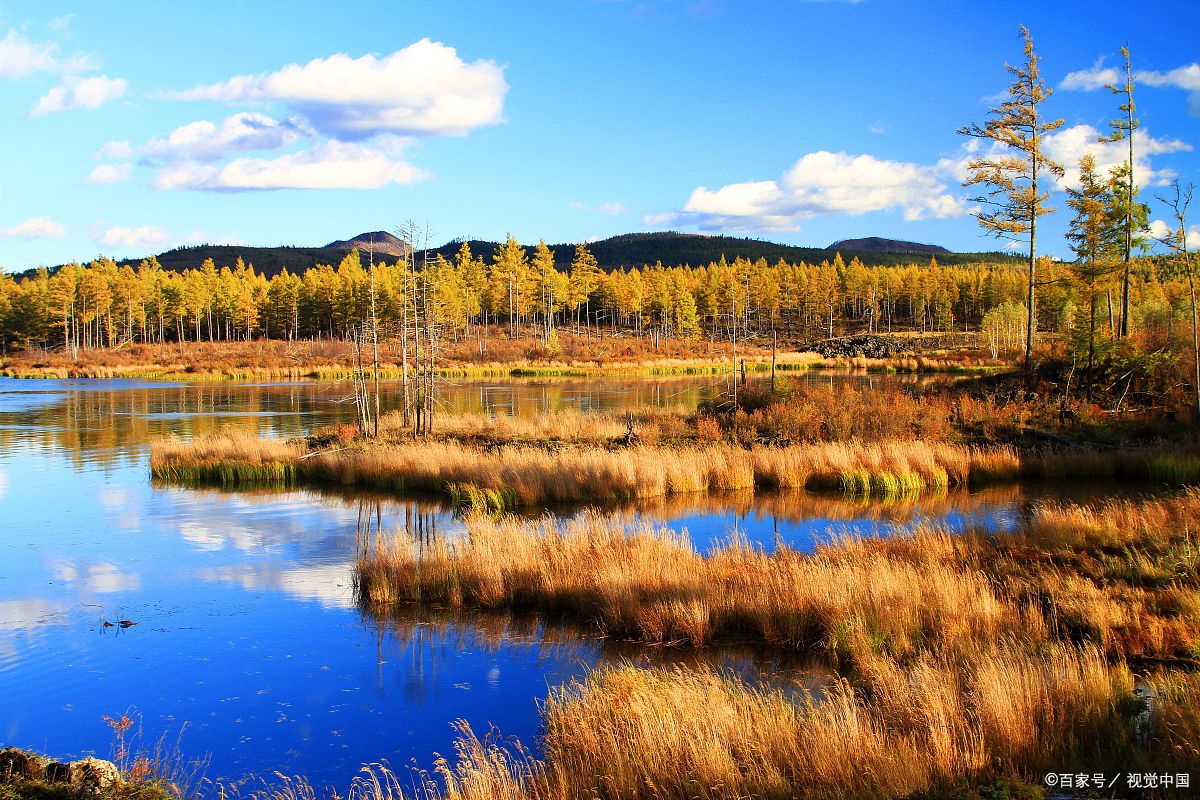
[179,522,273,552]
[99,486,142,533]
[99,487,133,510]
[0,598,70,630]
[198,563,355,609]
[51,560,141,594]
[0,464,7,501]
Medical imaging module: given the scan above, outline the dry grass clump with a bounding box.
[357,512,1020,662]
[153,430,1025,503]
[149,431,301,483]
[967,490,1200,661]
[714,383,957,444]
[535,646,1125,800]
[386,407,695,448]
[355,491,1200,665]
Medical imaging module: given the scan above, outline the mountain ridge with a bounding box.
[21,231,1020,278]
[826,237,951,255]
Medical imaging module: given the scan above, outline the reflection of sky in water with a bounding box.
[0,376,1161,789]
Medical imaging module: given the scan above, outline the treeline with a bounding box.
[0,234,1191,355]
[422,232,1018,272]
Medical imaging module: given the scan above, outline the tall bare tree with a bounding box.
[1099,46,1139,339]
[958,25,1064,389]
[1153,180,1198,420]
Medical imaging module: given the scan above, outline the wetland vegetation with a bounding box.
[4,9,1200,800]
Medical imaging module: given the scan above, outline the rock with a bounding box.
[0,748,49,782]
[806,334,917,360]
[67,757,122,796]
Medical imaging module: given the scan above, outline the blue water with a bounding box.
[0,376,1144,791]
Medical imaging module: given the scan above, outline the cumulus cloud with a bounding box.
[1061,59,1119,91]
[152,140,428,191]
[943,125,1191,195]
[97,225,167,248]
[31,74,126,115]
[1042,124,1191,189]
[569,200,627,215]
[1147,219,1200,250]
[169,39,507,139]
[648,150,968,232]
[87,163,132,184]
[1137,63,1200,116]
[1,216,66,239]
[1070,58,1200,115]
[143,112,309,163]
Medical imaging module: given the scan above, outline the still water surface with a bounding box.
[0,375,1150,790]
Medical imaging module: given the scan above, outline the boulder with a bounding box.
[66,757,122,796]
[0,747,49,782]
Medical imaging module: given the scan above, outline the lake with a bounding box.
[0,375,1153,792]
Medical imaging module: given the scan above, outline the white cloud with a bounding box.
[87,163,132,184]
[169,39,507,139]
[1042,124,1192,189]
[97,225,168,248]
[942,125,1191,195]
[31,74,127,115]
[1,216,66,239]
[569,200,627,215]
[648,150,968,232]
[1137,63,1200,116]
[1061,58,1119,91]
[152,140,428,191]
[1147,219,1200,250]
[144,112,308,163]
[0,28,58,78]
[94,140,133,160]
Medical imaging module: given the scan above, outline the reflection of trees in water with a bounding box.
[0,374,948,470]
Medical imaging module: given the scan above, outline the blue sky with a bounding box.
[0,0,1197,270]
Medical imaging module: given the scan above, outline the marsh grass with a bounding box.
[154,430,1028,504]
[356,511,1020,661]
[339,492,1200,799]
[153,424,1200,509]
[971,491,1200,662]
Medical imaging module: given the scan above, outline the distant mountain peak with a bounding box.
[325,231,409,259]
[826,237,950,255]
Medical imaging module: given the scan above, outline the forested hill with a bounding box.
[423,232,1012,270]
[28,231,1018,279]
[826,237,951,255]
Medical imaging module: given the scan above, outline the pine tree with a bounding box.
[568,243,601,336]
[1065,154,1118,401]
[958,25,1064,388]
[532,240,557,344]
[490,234,529,336]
